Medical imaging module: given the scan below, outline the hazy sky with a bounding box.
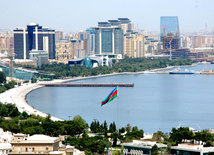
[1,0,214,33]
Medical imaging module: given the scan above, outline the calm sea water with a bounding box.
[27,63,214,133]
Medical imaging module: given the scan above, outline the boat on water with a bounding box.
[169,68,194,74]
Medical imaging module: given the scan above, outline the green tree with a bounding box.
[0,72,6,84]
[170,127,194,144]
[72,115,88,135]
[103,120,108,131]
[125,124,131,132]
[125,129,144,141]
[152,130,165,143]
[111,132,120,146]
[109,122,116,133]
[151,144,158,155]
[132,126,138,131]
[195,130,214,146]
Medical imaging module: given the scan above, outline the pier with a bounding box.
[41,83,134,87]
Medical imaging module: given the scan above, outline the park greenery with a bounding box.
[0,71,16,93]
[0,102,144,154]
[1,102,214,154]
[19,57,194,79]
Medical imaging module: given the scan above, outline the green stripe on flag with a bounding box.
[106,94,118,104]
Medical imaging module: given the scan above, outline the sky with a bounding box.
[0,0,214,33]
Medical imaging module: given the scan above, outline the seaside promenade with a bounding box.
[0,82,62,121]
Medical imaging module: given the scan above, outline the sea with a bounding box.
[27,63,214,133]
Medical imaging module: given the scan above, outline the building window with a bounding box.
[46,146,48,150]
[26,147,28,152]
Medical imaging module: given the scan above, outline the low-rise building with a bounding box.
[29,50,49,67]
[0,143,11,155]
[68,55,112,68]
[121,140,167,155]
[171,143,214,155]
[0,128,13,155]
[9,134,61,155]
[59,145,85,155]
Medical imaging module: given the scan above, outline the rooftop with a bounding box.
[12,134,60,144]
[27,22,39,26]
[171,143,214,153]
[121,140,167,149]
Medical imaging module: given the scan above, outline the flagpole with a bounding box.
[117,85,119,132]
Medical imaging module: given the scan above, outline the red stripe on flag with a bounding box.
[102,90,117,105]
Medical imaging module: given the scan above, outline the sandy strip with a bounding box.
[0,82,62,121]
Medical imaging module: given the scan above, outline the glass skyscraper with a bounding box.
[160,16,180,49]
[14,23,55,59]
[94,21,124,55]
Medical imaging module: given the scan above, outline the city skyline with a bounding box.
[0,0,214,33]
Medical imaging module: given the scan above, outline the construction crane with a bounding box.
[203,51,209,72]
[162,26,166,49]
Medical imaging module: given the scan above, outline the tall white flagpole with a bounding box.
[117,86,119,132]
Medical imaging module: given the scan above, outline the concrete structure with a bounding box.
[124,33,145,58]
[55,36,92,64]
[94,19,124,57]
[161,48,199,59]
[14,23,55,60]
[0,32,14,53]
[55,31,65,41]
[9,134,61,155]
[0,143,11,155]
[29,50,49,67]
[181,35,214,48]
[59,145,85,155]
[68,55,112,67]
[171,143,214,155]
[118,18,134,34]
[0,128,13,155]
[121,140,167,155]
[85,28,95,56]
[55,40,73,63]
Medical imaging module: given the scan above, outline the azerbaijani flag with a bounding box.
[101,86,118,106]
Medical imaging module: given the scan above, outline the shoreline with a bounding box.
[0,63,197,121]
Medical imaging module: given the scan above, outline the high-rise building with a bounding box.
[118,18,134,34]
[0,32,14,53]
[14,23,55,59]
[160,16,180,49]
[124,33,145,58]
[94,21,124,56]
[55,31,65,41]
[86,28,95,55]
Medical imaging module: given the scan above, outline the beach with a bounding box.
[0,81,62,121]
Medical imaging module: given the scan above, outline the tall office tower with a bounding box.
[14,23,55,59]
[94,21,123,55]
[118,18,134,34]
[160,16,180,49]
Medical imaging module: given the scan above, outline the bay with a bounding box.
[27,63,214,133]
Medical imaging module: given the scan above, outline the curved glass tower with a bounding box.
[160,16,180,49]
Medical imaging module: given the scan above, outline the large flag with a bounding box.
[101,86,118,106]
